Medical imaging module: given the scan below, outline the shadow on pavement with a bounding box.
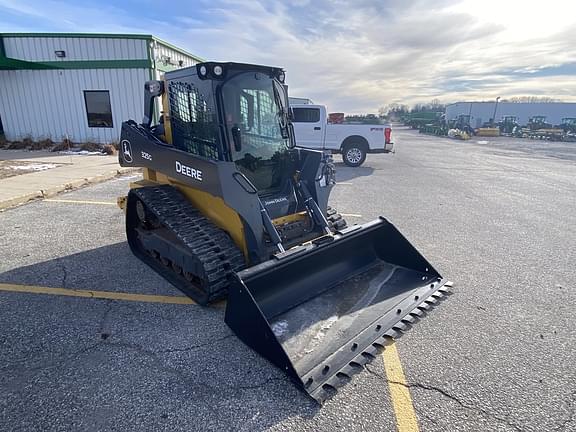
[334,164,374,182]
[0,243,320,431]
[0,242,176,296]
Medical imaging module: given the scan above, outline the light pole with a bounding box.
[492,96,501,126]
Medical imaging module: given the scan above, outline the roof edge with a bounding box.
[1,33,204,62]
[152,36,205,63]
[0,32,154,40]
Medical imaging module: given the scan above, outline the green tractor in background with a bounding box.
[448,114,475,136]
[558,118,576,134]
[499,116,521,136]
[559,118,576,142]
[527,116,552,131]
[403,111,444,130]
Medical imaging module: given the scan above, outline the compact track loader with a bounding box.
[118,62,449,402]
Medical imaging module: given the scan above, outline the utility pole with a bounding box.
[492,96,501,126]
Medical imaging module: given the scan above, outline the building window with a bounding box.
[292,107,320,123]
[84,91,113,128]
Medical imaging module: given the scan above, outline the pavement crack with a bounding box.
[98,301,113,338]
[364,364,525,432]
[94,333,235,360]
[57,260,69,288]
[232,376,284,390]
[155,334,234,354]
[96,338,282,393]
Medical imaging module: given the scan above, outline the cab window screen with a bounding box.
[292,108,320,123]
[84,91,113,128]
[168,81,220,160]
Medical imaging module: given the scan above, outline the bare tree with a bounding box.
[504,96,561,103]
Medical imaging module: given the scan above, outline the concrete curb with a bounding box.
[0,167,141,211]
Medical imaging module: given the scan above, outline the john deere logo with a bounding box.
[121,140,133,163]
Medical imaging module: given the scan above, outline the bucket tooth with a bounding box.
[381,335,395,346]
[409,308,425,317]
[385,328,402,339]
[392,321,410,332]
[401,314,417,324]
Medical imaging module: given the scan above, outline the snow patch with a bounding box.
[272,320,289,337]
[58,150,104,155]
[310,315,339,345]
[477,140,489,144]
[113,174,141,181]
[10,163,57,171]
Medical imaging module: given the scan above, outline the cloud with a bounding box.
[2,0,576,112]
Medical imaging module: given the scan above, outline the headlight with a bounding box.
[145,80,164,96]
[213,65,223,76]
[199,65,207,76]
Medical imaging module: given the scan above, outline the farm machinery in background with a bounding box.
[434,115,475,140]
[558,118,576,133]
[403,111,446,135]
[527,116,552,130]
[520,116,565,141]
[401,112,466,138]
[403,112,473,140]
[498,115,575,141]
[557,118,576,141]
[445,115,474,139]
[498,116,521,137]
[403,110,576,143]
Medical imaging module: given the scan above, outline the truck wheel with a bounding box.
[342,144,366,167]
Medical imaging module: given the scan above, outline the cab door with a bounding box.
[292,107,324,149]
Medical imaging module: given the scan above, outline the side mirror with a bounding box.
[142,80,164,128]
[231,126,242,152]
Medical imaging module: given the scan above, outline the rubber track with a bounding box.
[130,185,245,303]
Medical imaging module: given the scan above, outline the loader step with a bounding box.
[125,185,245,304]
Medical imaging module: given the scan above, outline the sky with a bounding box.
[2,0,576,113]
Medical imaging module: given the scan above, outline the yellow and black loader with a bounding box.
[118,62,449,402]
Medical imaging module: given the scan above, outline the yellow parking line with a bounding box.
[341,213,362,218]
[0,283,195,305]
[383,342,420,432]
[44,199,116,205]
[336,182,353,185]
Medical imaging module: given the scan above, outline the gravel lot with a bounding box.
[1,128,575,431]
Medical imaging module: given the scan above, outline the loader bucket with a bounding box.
[224,217,449,402]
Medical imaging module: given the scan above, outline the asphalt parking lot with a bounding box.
[1,127,575,431]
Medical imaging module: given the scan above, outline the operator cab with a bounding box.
[158,62,302,216]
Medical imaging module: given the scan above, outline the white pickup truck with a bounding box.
[291,104,394,167]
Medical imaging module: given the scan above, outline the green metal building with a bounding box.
[0,33,203,143]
